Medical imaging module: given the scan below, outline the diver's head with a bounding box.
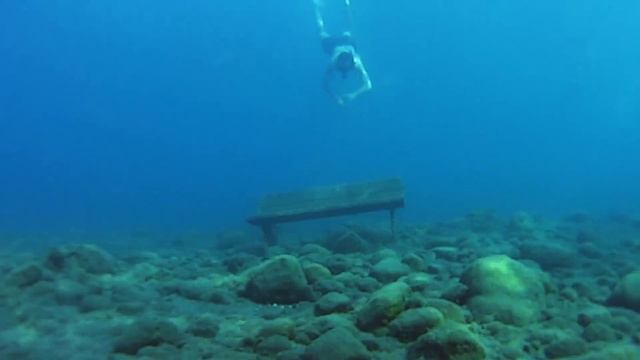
[335,50,355,78]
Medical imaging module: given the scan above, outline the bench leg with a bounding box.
[262,224,277,245]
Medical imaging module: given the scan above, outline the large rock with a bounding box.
[388,307,444,342]
[303,327,370,360]
[519,242,576,270]
[371,257,410,283]
[461,255,545,299]
[113,317,185,355]
[314,292,352,315]
[407,322,486,360]
[544,336,588,359]
[356,281,411,331]
[461,255,547,326]
[323,230,369,254]
[5,263,43,288]
[607,270,640,312]
[187,314,220,338]
[242,255,313,304]
[45,244,116,274]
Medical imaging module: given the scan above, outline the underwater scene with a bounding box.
[1,1,640,359]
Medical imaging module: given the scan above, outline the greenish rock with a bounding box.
[461,255,545,299]
[53,279,89,306]
[519,242,576,269]
[304,263,332,284]
[607,271,640,312]
[315,292,351,315]
[582,322,618,342]
[223,253,260,273]
[303,327,370,360]
[402,253,425,271]
[355,276,381,293]
[242,255,313,304]
[404,272,431,292]
[544,336,588,359]
[407,322,486,360]
[507,212,538,238]
[187,314,219,338]
[258,318,295,339]
[388,307,444,342]
[466,295,539,326]
[578,345,640,360]
[422,298,467,323]
[113,317,185,355]
[461,255,546,325]
[46,244,116,274]
[371,257,410,283]
[255,335,293,356]
[356,281,411,331]
[324,230,368,254]
[5,263,43,288]
[277,348,306,360]
[164,279,232,304]
[78,294,111,312]
[295,314,354,345]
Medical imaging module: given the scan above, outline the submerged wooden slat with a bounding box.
[247,178,405,226]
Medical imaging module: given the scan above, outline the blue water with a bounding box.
[1,1,640,235]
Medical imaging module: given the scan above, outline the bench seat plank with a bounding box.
[247,178,404,226]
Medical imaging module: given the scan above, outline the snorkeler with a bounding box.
[313,0,372,104]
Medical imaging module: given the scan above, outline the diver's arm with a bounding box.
[313,0,327,36]
[342,56,372,102]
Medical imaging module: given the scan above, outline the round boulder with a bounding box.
[303,327,370,360]
[356,281,411,331]
[242,255,313,304]
[461,255,545,299]
[388,307,444,342]
[371,257,410,283]
[607,270,640,312]
[315,292,351,315]
[461,255,547,326]
[407,322,486,360]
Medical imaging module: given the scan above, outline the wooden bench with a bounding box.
[247,178,405,244]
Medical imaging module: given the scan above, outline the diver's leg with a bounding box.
[313,0,328,36]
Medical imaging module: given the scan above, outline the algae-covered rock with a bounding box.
[315,292,351,315]
[577,344,640,360]
[388,307,443,342]
[607,270,640,312]
[303,263,332,284]
[422,298,467,323]
[254,335,294,356]
[242,255,313,304]
[356,281,411,331]
[461,255,545,299]
[187,314,219,338]
[323,230,369,254]
[519,242,576,269]
[582,322,618,342]
[544,336,588,359]
[46,244,116,274]
[303,327,370,360]
[5,263,43,288]
[113,317,185,355]
[371,257,410,283]
[407,322,486,360]
[461,255,546,325]
[295,314,354,345]
[466,295,539,326]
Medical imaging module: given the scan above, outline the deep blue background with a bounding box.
[1,1,639,234]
